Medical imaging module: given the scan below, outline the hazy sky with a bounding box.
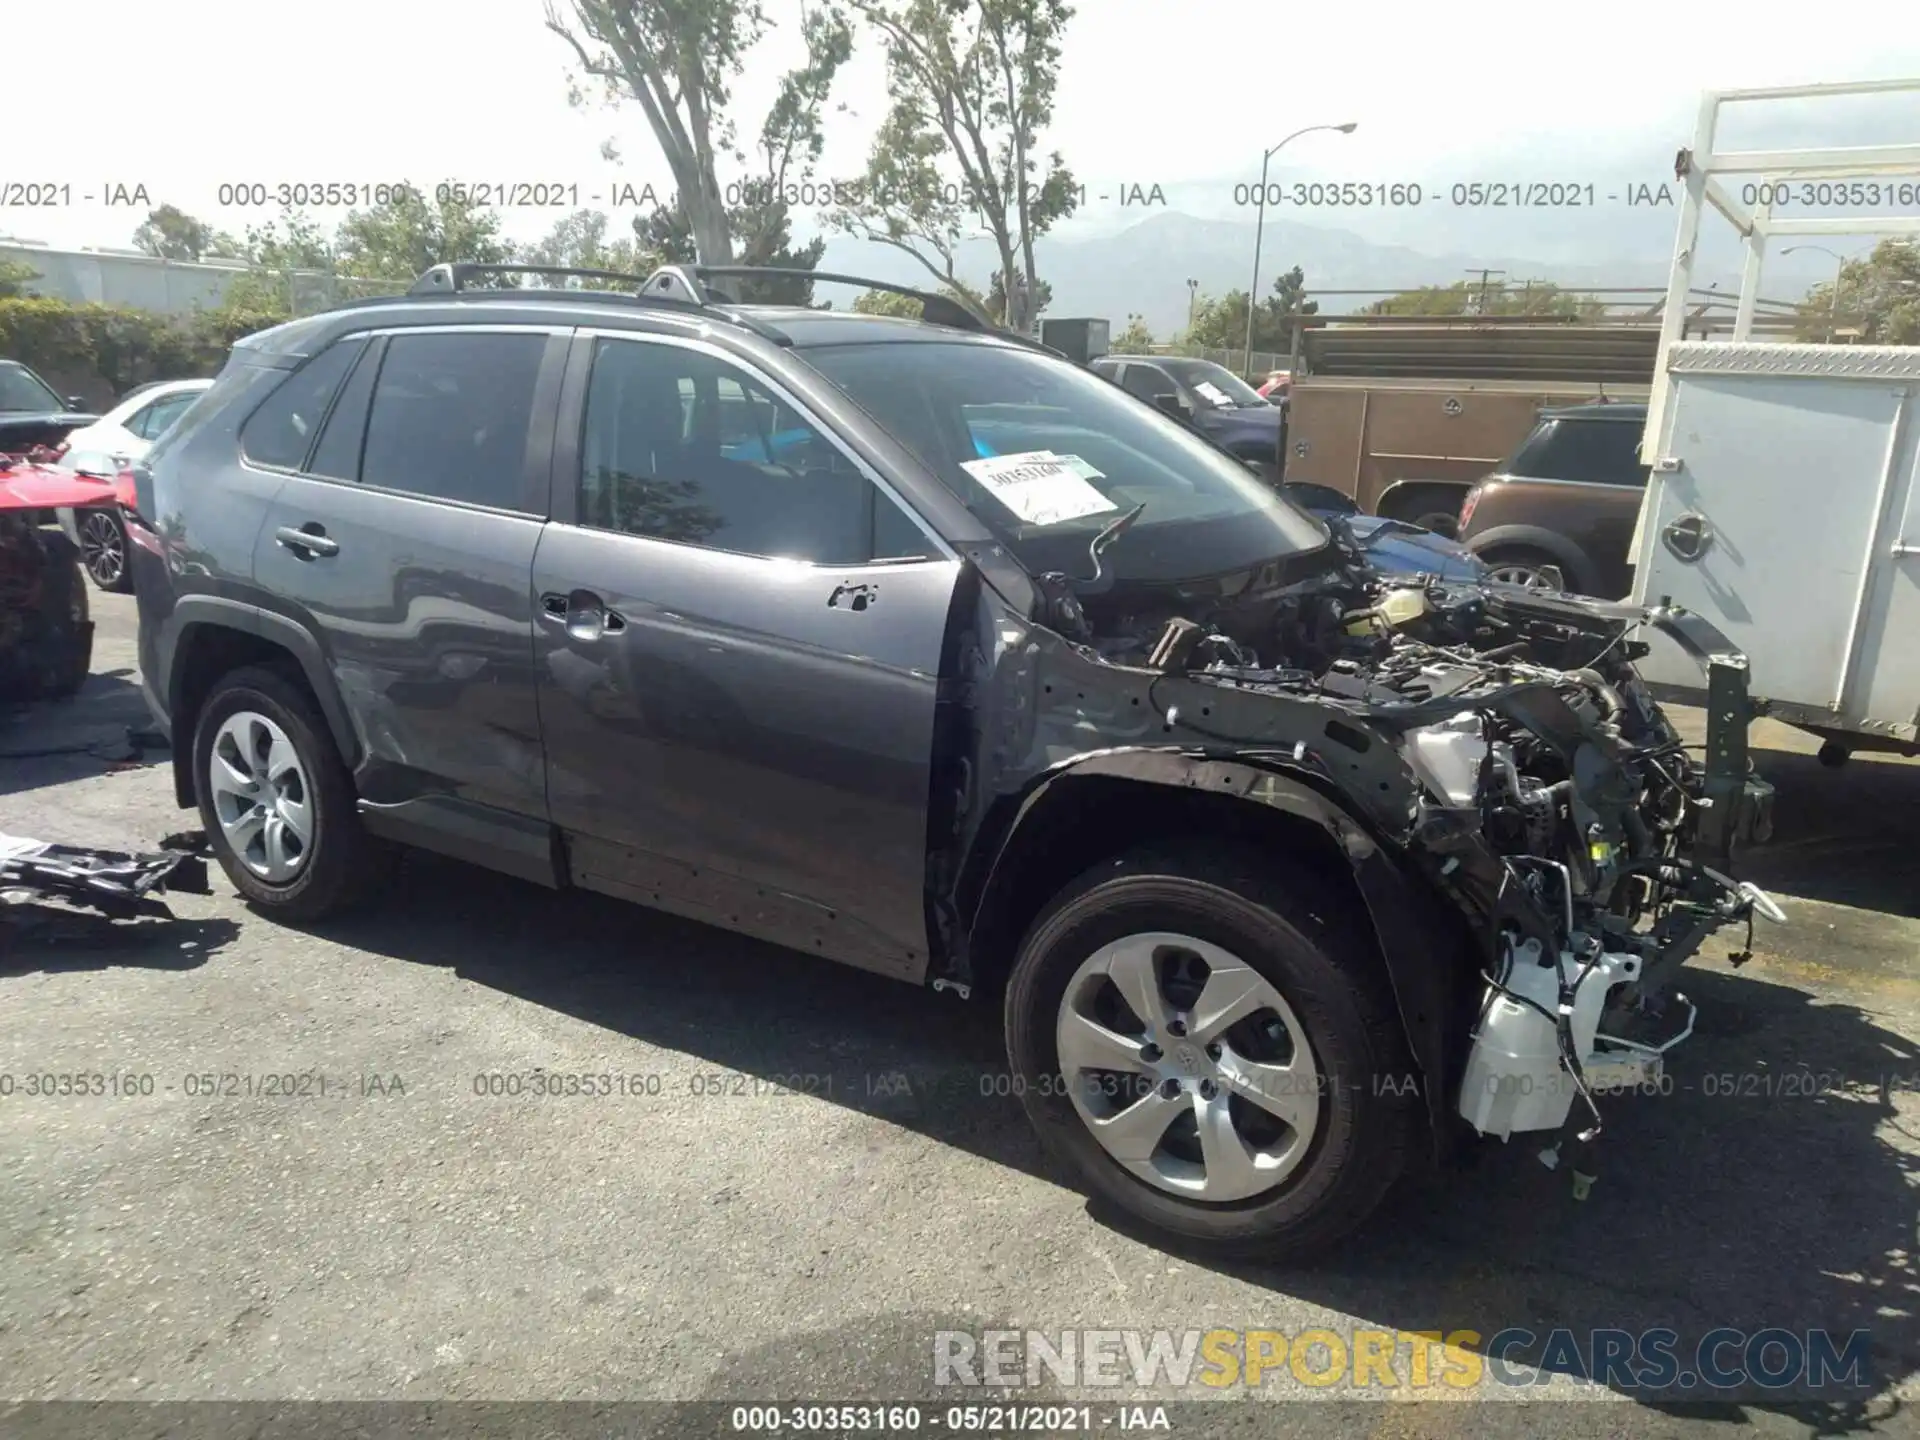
[7,0,1920,256]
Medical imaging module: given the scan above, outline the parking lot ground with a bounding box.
[3,593,1918,1437]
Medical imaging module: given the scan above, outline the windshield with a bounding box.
[1158,359,1270,409]
[802,340,1327,582]
[0,362,64,414]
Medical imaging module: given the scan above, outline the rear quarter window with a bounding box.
[1507,417,1649,486]
[239,340,368,471]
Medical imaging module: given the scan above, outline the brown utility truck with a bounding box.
[1284,375,1650,533]
[1277,315,1669,532]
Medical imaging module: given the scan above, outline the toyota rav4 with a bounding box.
[131,263,1779,1258]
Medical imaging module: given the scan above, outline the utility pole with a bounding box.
[1465,267,1506,315]
[1186,278,1198,337]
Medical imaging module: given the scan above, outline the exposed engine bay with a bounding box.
[1029,517,1783,1176]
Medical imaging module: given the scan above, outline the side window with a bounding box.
[138,393,199,441]
[1514,420,1647,485]
[577,338,932,565]
[1579,422,1651,486]
[124,400,162,440]
[1122,365,1171,400]
[307,340,384,481]
[359,332,548,512]
[240,339,366,470]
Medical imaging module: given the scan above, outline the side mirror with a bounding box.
[1153,392,1189,420]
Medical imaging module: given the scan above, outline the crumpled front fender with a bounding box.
[974,746,1471,1163]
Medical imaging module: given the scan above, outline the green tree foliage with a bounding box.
[548,0,852,286]
[520,209,650,285]
[131,204,241,262]
[0,260,40,299]
[1369,279,1603,318]
[334,189,516,284]
[1184,267,1317,352]
[830,0,1077,332]
[850,289,925,318]
[1110,314,1154,351]
[1798,239,1920,343]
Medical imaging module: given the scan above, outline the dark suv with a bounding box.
[132,264,1773,1259]
[1456,403,1651,597]
[1089,354,1284,479]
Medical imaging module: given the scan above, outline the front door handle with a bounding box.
[541,589,626,640]
[275,524,339,559]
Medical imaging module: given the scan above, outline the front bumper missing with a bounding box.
[1,830,210,922]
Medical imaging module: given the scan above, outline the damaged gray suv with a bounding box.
[131,263,1779,1257]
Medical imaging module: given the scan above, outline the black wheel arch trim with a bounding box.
[962,746,1463,1163]
[1463,523,1598,593]
[1375,478,1472,518]
[164,596,362,808]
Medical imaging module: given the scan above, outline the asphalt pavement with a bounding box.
[2,592,1918,1439]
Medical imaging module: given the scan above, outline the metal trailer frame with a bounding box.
[1639,76,1920,473]
[1628,78,1920,755]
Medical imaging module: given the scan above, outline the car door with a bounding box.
[531,330,962,981]
[250,325,567,880]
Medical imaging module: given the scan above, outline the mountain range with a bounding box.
[814,206,1838,336]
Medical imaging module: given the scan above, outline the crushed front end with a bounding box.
[1009,523,1782,1179]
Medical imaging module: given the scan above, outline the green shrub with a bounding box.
[0,296,283,395]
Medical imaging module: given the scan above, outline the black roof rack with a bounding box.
[681,266,991,333]
[400,261,1068,358]
[409,262,652,294]
[401,262,791,344]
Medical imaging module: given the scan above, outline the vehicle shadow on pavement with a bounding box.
[1737,746,1920,919]
[0,905,239,974]
[0,668,168,799]
[305,852,1047,1175]
[1151,963,1919,1422]
[302,855,1918,1421]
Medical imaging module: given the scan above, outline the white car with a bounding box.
[55,378,213,590]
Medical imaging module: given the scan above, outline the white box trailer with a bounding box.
[1628,78,1920,763]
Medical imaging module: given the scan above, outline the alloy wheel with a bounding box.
[1054,932,1321,1202]
[1487,560,1565,591]
[79,511,126,588]
[207,710,315,883]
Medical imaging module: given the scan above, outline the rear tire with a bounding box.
[1004,844,1416,1260]
[77,508,131,592]
[191,665,382,921]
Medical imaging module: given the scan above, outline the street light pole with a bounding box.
[1245,121,1356,378]
[1187,278,1198,337]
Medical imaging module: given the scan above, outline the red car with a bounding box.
[0,456,104,700]
[1256,370,1291,399]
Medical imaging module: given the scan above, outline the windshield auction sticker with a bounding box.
[1193,381,1234,407]
[959,451,1118,526]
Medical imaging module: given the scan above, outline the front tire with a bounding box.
[1480,545,1571,593]
[1004,845,1415,1260]
[192,665,380,921]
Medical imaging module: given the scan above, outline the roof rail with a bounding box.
[403,261,792,344]
[410,261,655,294]
[687,265,992,333]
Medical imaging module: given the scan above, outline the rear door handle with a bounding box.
[275,524,339,558]
[541,590,626,639]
